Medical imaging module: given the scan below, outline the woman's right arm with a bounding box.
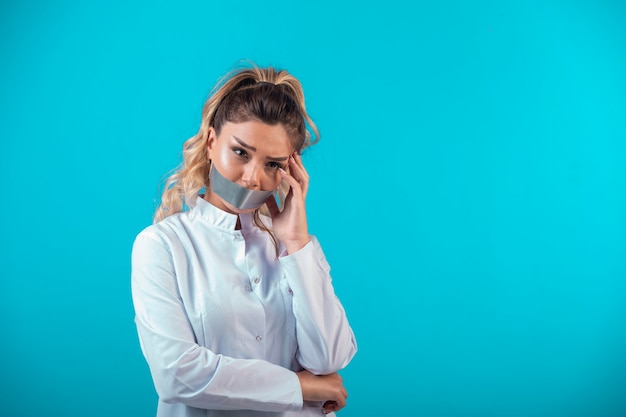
[131,232,303,412]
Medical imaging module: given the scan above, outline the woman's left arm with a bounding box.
[267,153,357,374]
[280,237,358,375]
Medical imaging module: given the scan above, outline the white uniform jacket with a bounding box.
[131,197,357,417]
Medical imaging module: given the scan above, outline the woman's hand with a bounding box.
[265,153,311,254]
[296,370,348,414]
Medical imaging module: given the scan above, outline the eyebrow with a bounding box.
[233,135,289,161]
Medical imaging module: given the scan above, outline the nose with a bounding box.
[241,163,262,190]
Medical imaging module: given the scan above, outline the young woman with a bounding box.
[131,64,357,417]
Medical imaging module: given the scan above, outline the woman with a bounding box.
[131,64,357,417]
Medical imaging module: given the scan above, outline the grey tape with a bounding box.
[209,165,276,210]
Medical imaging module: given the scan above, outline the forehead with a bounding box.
[218,121,293,154]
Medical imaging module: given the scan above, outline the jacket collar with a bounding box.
[194,196,257,231]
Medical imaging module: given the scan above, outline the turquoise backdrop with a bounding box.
[1,1,625,416]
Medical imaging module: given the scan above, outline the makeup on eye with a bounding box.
[267,160,290,171]
[232,147,249,158]
[230,136,291,169]
[232,147,288,168]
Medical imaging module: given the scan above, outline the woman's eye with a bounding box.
[233,148,248,158]
[267,161,282,170]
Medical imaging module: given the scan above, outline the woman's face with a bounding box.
[206,120,294,214]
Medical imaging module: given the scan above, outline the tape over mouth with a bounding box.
[209,165,276,210]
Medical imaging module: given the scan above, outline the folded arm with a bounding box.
[279,237,358,375]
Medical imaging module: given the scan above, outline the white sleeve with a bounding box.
[131,232,303,411]
[279,237,358,375]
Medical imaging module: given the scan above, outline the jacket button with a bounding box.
[255,335,262,342]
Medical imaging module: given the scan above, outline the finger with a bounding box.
[324,401,343,413]
[335,393,347,410]
[290,154,310,182]
[323,401,338,414]
[289,152,306,171]
[294,152,310,177]
[279,168,303,200]
[288,156,309,196]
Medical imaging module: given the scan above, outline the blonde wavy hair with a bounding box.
[154,64,319,237]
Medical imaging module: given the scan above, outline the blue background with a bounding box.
[1,1,625,416]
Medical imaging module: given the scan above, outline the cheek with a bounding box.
[263,175,282,190]
[261,167,285,190]
[212,150,241,181]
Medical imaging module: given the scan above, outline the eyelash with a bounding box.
[232,147,283,170]
[233,147,248,158]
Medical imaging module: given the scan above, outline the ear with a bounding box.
[207,127,217,159]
